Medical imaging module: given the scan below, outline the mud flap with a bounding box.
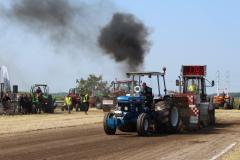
[189,106,200,129]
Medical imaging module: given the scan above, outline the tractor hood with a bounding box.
[117,96,144,104]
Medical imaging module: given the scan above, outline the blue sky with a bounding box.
[0,0,239,93]
[116,0,240,93]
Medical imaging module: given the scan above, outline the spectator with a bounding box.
[2,93,11,113]
[22,94,28,114]
[81,93,89,114]
[26,94,33,114]
[64,94,72,114]
[18,94,24,114]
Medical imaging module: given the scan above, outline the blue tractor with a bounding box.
[103,69,181,136]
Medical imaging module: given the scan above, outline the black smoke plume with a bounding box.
[2,0,107,49]
[98,13,150,71]
[11,0,76,28]
[1,1,150,71]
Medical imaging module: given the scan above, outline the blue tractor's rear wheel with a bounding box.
[155,101,181,134]
[137,113,150,136]
[103,113,116,135]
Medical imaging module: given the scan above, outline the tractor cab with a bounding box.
[117,69,167,113]
[175,65,215,127]
[109,80,136,96]
[69,88,76,95]
[177,65,214,103]
[101,80,137,112]
[31,84,49,96]
[69,88,81,97]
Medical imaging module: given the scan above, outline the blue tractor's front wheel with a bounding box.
[137,113,150,136]
[103,113,116,135]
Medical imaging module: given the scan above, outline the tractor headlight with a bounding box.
[124,106,128,111]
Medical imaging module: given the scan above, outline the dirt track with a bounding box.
[0,110,240,160]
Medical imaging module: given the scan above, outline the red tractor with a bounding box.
[61,88,81,112]
[102,80,136,112]
[173,65,215,128]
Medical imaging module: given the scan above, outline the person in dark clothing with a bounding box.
[141,83,153,108]
[2,93,11,102]
[2,93,11,113]
[36,87,42,94]
[21,94,33,114]
[80,92,89,114]
[21,94,28,114]
[18,94,24,113]
[26,94,33,114]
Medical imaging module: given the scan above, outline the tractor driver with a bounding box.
[36,87,42,94]
[141,82,153,108]
[188,79,197,93]
[35,87,43,102]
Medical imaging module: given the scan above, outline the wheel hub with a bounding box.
[171,107,179,127]
[144,119,149,131]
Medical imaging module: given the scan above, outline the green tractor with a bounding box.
[30,84,56,113]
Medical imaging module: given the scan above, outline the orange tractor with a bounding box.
[213,93,234,109]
